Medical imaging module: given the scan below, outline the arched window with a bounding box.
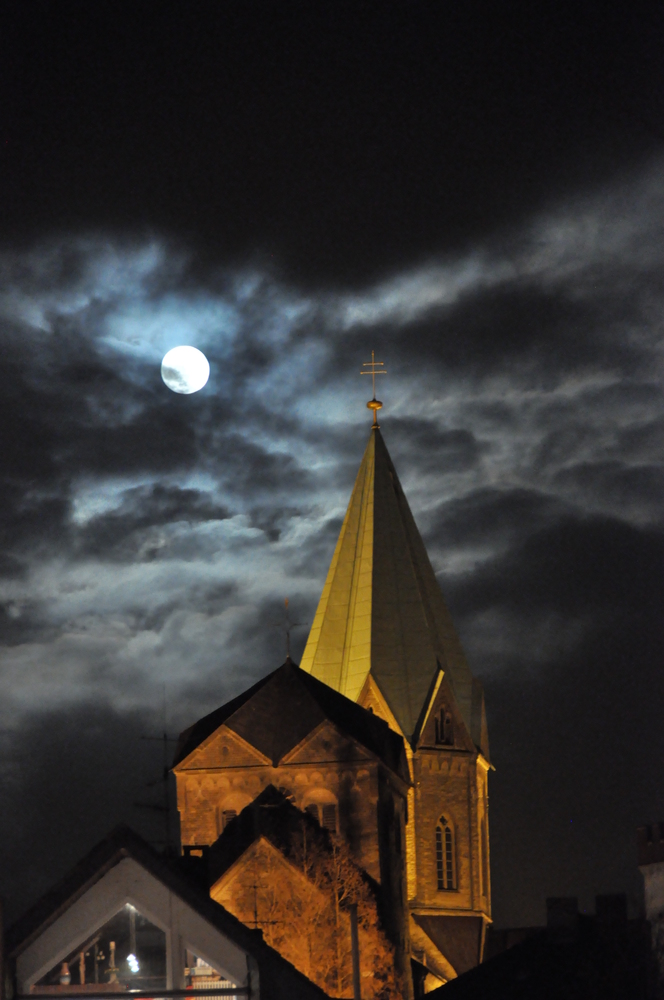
[216,793,252,836]
[436,817,455,890]
[434,708,453,745]
[302,790,339,833]
[220,809,237,831]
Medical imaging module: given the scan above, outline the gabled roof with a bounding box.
[207,784,360,889]
[173,658,408,782]
[173,669,275,767]
[300,428,480,743]
[6,824,331,1000]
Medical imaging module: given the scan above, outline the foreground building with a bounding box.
[429,894,654,999]
[173,406,493,995]
[4,825,329,1000]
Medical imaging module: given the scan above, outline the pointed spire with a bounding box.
[301,428,481,745]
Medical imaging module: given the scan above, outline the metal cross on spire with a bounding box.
[361,350,387,427]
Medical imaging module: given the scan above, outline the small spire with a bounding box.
[361,350,387,427]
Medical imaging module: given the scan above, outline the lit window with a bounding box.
[34,904,166,991]
[436,818,455,890]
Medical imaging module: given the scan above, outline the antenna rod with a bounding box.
[272,598,306,660]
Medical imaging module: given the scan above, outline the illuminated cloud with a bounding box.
[0,159,661,750]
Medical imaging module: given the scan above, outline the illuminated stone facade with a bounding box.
[174,694,406,885]
[172,662,412,992]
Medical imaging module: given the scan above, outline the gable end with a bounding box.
[280,719,374,766]
[175,726,271,770]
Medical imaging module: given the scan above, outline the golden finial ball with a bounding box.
[367,398,383,411]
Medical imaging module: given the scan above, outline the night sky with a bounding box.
[1,1,664,931]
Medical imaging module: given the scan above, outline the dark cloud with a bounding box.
[0,702,170,924]
[451,514,664,621]
[77,485,231,560]
[386,418,486,474]
[0,327,210,571]
[166,593,315,728]
[0,481,70,568]
[0,599,57,647]
[0,316,234,483]
[614,414,664,461]
[209,434,311,499]
[284,515,345,581]
[428,487,570,553]
[3,3,663,284]
[247,506,303,543]
[553,462,664,523]
[442,514,664,924]
[376,273,656,388]
[116,581,239,636]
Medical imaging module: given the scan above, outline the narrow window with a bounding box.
[321,803,338,832]
[436,818,455,890]
[445,825,454,886]
[434,709,453,745]
[481,816,489,897]
[304,799,338,832]
[221,809,237,830]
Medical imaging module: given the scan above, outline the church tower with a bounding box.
[300,412,492,983]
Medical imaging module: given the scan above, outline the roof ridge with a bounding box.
[172,664,282,767]
[175,659,408,780]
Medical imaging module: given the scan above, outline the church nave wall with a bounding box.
[176,758,397,886]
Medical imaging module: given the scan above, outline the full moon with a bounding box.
[161,346,210,394]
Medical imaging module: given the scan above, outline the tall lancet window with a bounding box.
[436,817,455,890]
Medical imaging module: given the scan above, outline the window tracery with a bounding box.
[436,817,455,890]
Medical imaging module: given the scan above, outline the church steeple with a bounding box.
[174,406,492,987]
[301,427,486,752]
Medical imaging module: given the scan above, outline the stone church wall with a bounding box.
[176,758,396,885]
[412,750,479,911]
